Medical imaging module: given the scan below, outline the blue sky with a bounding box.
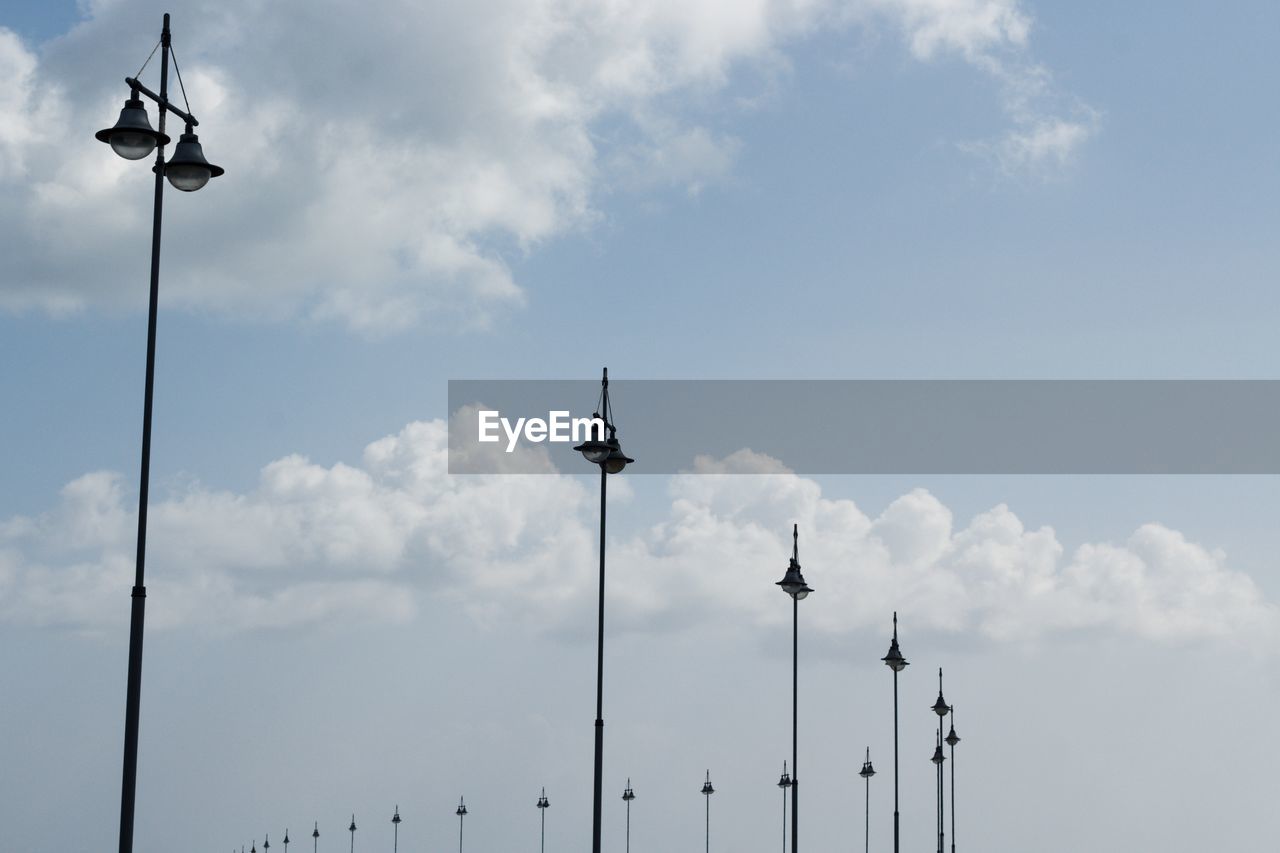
[2,2,1279,851]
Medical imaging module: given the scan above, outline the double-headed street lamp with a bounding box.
[931,669,950,853]
[858,748,876,853]
[946,707,960,853]
[391,807,401,853]
[881,613,908,853]
[311,822,319,853]
[621,779,636,853]
[537,788,550,853]
[776,524,813,853]
[282,829,289,853]
[456,797,468,853]
[776,761,792,853]
[700,770,715,853]
[573,367,634,853]
[95,14,222,853]
[348,816,356,853]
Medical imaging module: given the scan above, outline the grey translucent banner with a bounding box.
[447,380,1280,474]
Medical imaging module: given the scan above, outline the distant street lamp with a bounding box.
[264,834,270,853]
[622,779,636,853]
[348,815,356,853]
[573,367,634,853]
[96,14,223,853]
[456,797,468,853]
[931,670,950,853]
[537,788,550,853]
[881,613,908,853]
[946,707,960,853]
[283,829,289,853]
[391,807,401,853]
[858,748,876,853]
[700,770,715,853]
[311,822,319,853]
[776,524,813,853]
[776,762,792,853]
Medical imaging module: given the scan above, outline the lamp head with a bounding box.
[165,128,224,191]
[96,95,169,160]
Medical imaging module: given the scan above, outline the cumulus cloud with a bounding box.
[1,422,1272,651]
[0,0,1094,328]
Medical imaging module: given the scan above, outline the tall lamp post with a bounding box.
[391,807,401,853]
[858,749,876,853]
[880,613,908,853]
[776,762,792,853]
[282,829,289,853]
[348,816,356,853]
[700,770,715,853]
[537,788,549,853]
[621,779,636,853]
[931,669,950,853]
[946,707,960,853]
[456,797,468,853]
[776,524,813,853]
[96,14,223,853]
[573,367,634,853]
[311,822,319,853]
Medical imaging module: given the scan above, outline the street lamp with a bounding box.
[881,612,908,853]
[700,770,715,853]
[96,15,223,853]
[945,707,960,853]
[264,835,270,853]
[282,829,289,853]
[931,669,950,853]
[391,807,401,853]
[573,367,634,853]
[859,748,876,853]
[348,815,356,853]
[537,788,549,853]
[776,762,792,853]
[311,822,319,853]
[621,779,636,853]
[776,524,812,853]
[456,797,468,853]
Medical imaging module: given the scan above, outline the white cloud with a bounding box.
[1,421,1272,652]
[0,0,1094,328]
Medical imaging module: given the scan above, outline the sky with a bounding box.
[1,1,1279,851]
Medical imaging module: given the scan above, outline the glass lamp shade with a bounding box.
[931,745,945,765]
[603,438,633,473]
[574,438,611,464]
[932,695,950,717]
[859,761,876,779]
[946,726,960,747]
[701,782,715,795]
[777,772,791,789]
[882,639,908,672]
[165,131,224,191]
[96,97,169,160]
[776,562,812,599]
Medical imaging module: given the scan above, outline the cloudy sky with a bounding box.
[2,1,1279,851]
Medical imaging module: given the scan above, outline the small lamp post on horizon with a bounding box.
[282,829,289,853]
[347,816,356,853]
[391,806,401,853]
[537,788,549,853]
[264,834,270,853]
[622,779,636,853]
[859,749,876,853]
[946,707,960,853]
[881,613,908,853]
[96,14,223,853]
[311,822,319,853]
[700,770,715,853]
[776,524,813,853]
[931,670,950,853]
[776,761,792,853]
[573,367,634,853]
[456,797,468,853]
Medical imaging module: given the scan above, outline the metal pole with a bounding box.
[892,665,899,853]
[625,796,630,853]
[705,785,710,853]
[950,715,956,853]
[791,595,798,853]
[118,14,169,853]
[541,805,545,853]
[592,464,607,853]
[781,772,787,853]
[458,811,463,853]
[864,766,870,853]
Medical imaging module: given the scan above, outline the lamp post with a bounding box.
[621,779,636,853]
[931,669,950,853]
[312,822,319,853]
[776,762,792,853]
[776,524,812,853]
[945,707,960,853]
[264,835,270,853]
[700,770,715,853]
[283,829,289,853]
[537,788,549,853]
[391,807,401,853]
[456,797,468,853]
[348,815,356,853]
[573,367,634,853]
[858,749,875,853]
[880,613,908,853]
[96,15,223,853]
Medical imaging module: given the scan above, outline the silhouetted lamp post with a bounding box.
[391,807,401,853]
[946,707,960,853]
[859,749,876,853]
[881,613,908,853]
[264,835,270,853]
[573,367,633,853]
[931,670,950,853]
[701,770,715,853]
[776,762,792,853]
[96,14,223,853]
[537,788,549,853]
[456,797,468,853]
[776,524,812,853]
[311,822,319,853]
[622,779,636,853]
[348,815,356,853]
[282,829,289,853]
